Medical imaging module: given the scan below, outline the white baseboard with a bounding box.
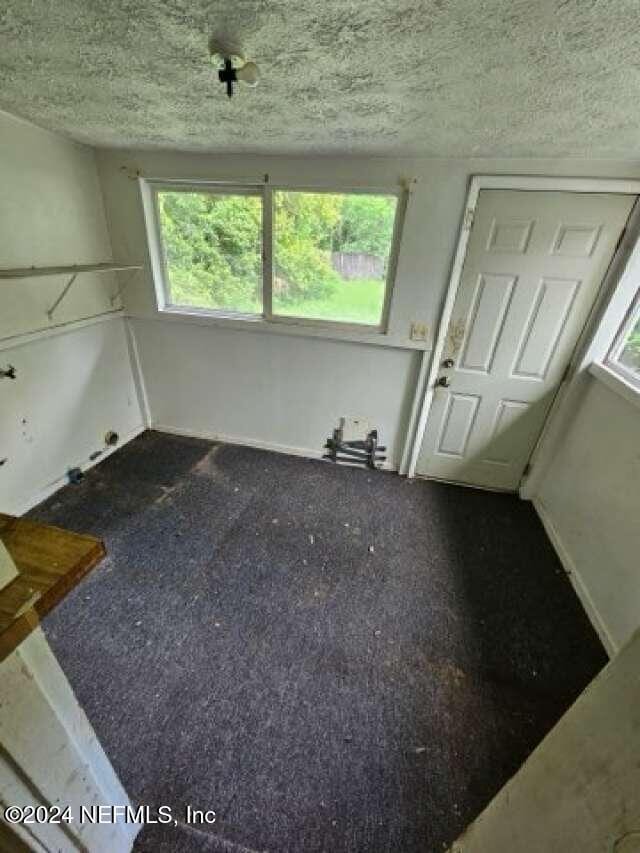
[14,424,146,516]
[533,497,617,658]
[151,423,326,462]
[151,423,397,471]
[19,420,392,516]
[414,473,513,493]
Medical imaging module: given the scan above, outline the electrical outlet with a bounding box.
[340,416,371,442]
[410,321,428,342]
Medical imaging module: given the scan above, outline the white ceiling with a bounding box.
[2,0,640,157]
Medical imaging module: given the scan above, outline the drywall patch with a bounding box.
[1,1,640,157]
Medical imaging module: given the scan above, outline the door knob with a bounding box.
[436,376,451,388]
[442,358,454,368]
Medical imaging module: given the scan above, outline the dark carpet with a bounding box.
[30,431,607,853]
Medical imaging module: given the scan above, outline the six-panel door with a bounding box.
[416,189,635,490]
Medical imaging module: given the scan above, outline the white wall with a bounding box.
[535,376,640,654]
[132,319,418,462]
[97,149,640,467]
[0,112,145,514]
[528,217,640,656]
[0,319,145,514]
[0,111,123,338]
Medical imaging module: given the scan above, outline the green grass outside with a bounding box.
[274,278,385,326]
[170,276,386,327]
[619,318,640,373]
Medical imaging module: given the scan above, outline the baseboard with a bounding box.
[151,423,398,471]
[533,497,618,658]
[414,473,514,494]
[151,423,327,462]
[18,419,394,515]
[13,423,146,516]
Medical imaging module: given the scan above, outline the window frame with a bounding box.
[148,180,266,321]
[604,286,640,391]
[141,178,404,335]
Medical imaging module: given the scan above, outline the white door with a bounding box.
[416,189,635,490]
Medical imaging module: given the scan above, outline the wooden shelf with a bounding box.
[0,514,105,662]
[0,262,141,280]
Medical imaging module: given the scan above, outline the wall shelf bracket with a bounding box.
[47,273,78,320]
[109,268,140,306]
[0,262,142,320]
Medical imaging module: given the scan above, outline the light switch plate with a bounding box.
[410,322,428,342]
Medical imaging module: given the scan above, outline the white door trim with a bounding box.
[521,196,640,498]
[403,174,640,481]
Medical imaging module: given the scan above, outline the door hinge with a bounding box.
[463,208,475,231]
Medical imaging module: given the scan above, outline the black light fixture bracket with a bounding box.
[210,39,259,99]
[218,57,238,99]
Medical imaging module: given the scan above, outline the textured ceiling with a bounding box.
[2,0,640,157]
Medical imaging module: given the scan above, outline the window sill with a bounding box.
[589,361,640,412]
[133,307,430,352]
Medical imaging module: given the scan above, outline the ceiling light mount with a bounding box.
[209,42,259,99]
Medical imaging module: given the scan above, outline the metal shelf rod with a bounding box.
[0,262,141,280]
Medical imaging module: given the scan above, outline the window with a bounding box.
[156,187,263,315]
[272,191,398,326]
[145,181,402,332]
[607,288,640,387]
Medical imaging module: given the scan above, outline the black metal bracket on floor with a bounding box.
[324,427,386,470]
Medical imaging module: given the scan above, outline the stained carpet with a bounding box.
[30,431,607,852]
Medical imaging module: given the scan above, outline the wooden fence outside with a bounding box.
[331,252,384,280]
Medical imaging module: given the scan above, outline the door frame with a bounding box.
[401,174,640,484]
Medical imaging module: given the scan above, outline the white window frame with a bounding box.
[604,286,640,391]
[140,178,405,336]
[143,180,265,322]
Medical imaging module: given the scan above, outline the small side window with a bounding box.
[606,289,640,387]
